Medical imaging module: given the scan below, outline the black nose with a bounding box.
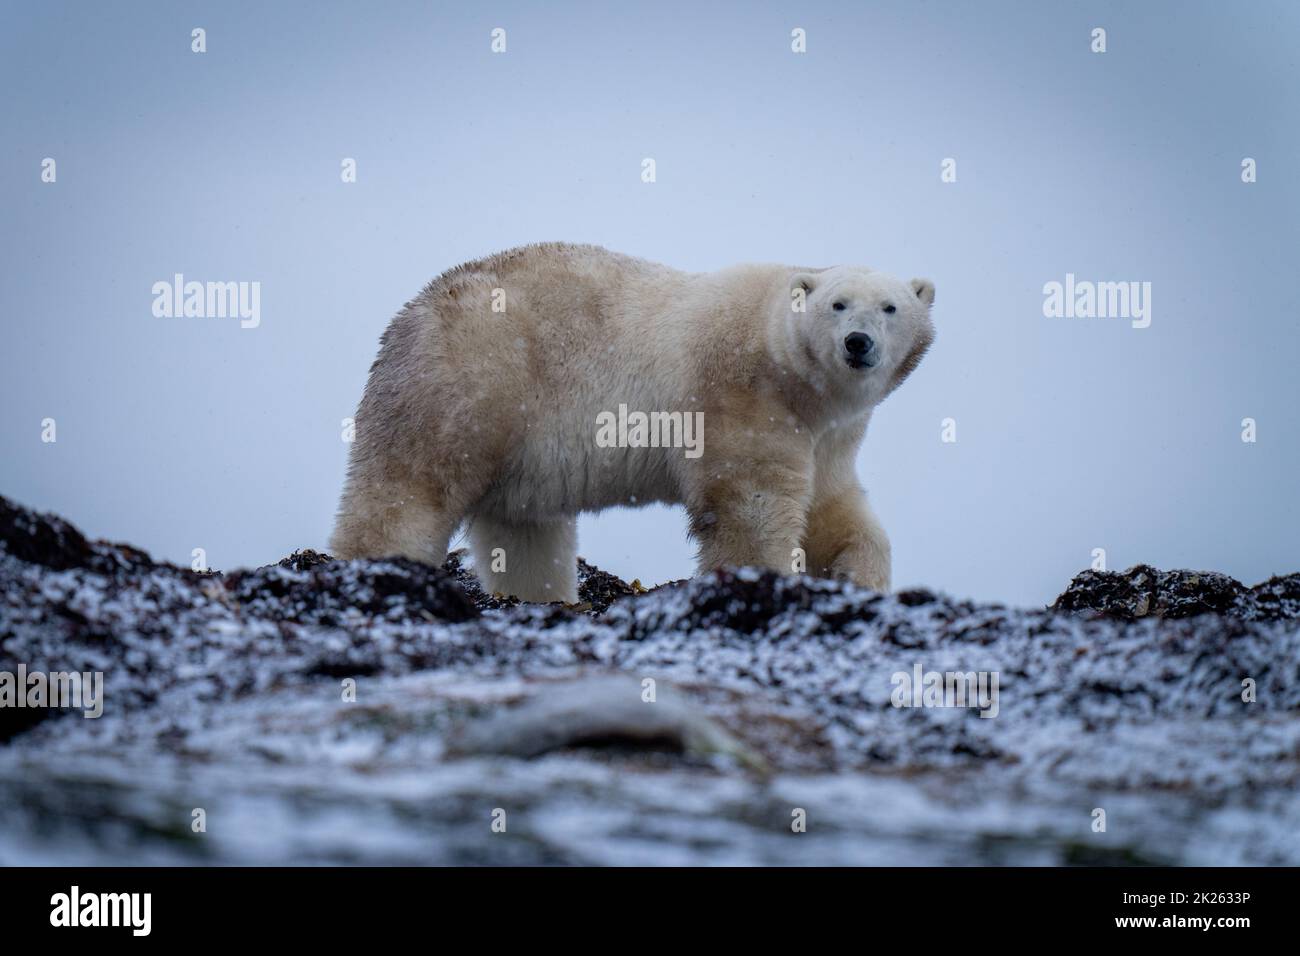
[844,332,874,355]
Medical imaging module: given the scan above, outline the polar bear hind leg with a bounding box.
[469,515,578,604]
[329,479,461,567]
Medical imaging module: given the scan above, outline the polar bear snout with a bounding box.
[844,331,878,369]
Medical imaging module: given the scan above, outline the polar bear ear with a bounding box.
[791,272,818,295]
[910,278,936,307]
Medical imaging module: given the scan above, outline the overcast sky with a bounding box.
[2,0,1296,605]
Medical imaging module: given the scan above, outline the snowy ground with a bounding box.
[2,494,1297,865]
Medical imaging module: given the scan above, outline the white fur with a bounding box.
[330,243,935,602]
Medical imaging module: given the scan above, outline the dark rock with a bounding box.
[223,556,479,628]
[277,549,334,572]
[577,557,642,613]
[0,495,95,570]
[1053,564,1209,619]
[1239,573,1300,622]
[441,549,520,612]
[1053,564,1299,622]
[0,494,161,577]
[896,587,938,607]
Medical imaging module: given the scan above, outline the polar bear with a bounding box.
[330,243,935,602]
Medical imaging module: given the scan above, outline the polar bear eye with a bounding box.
[882,303,897,314]
[832,301,846,312]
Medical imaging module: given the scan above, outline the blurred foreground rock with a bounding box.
[2,494,1298,865]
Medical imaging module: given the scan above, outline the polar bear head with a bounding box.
[785,266,935,403]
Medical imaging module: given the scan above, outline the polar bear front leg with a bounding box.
[687,452,813,576]
[803,486,892,592]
